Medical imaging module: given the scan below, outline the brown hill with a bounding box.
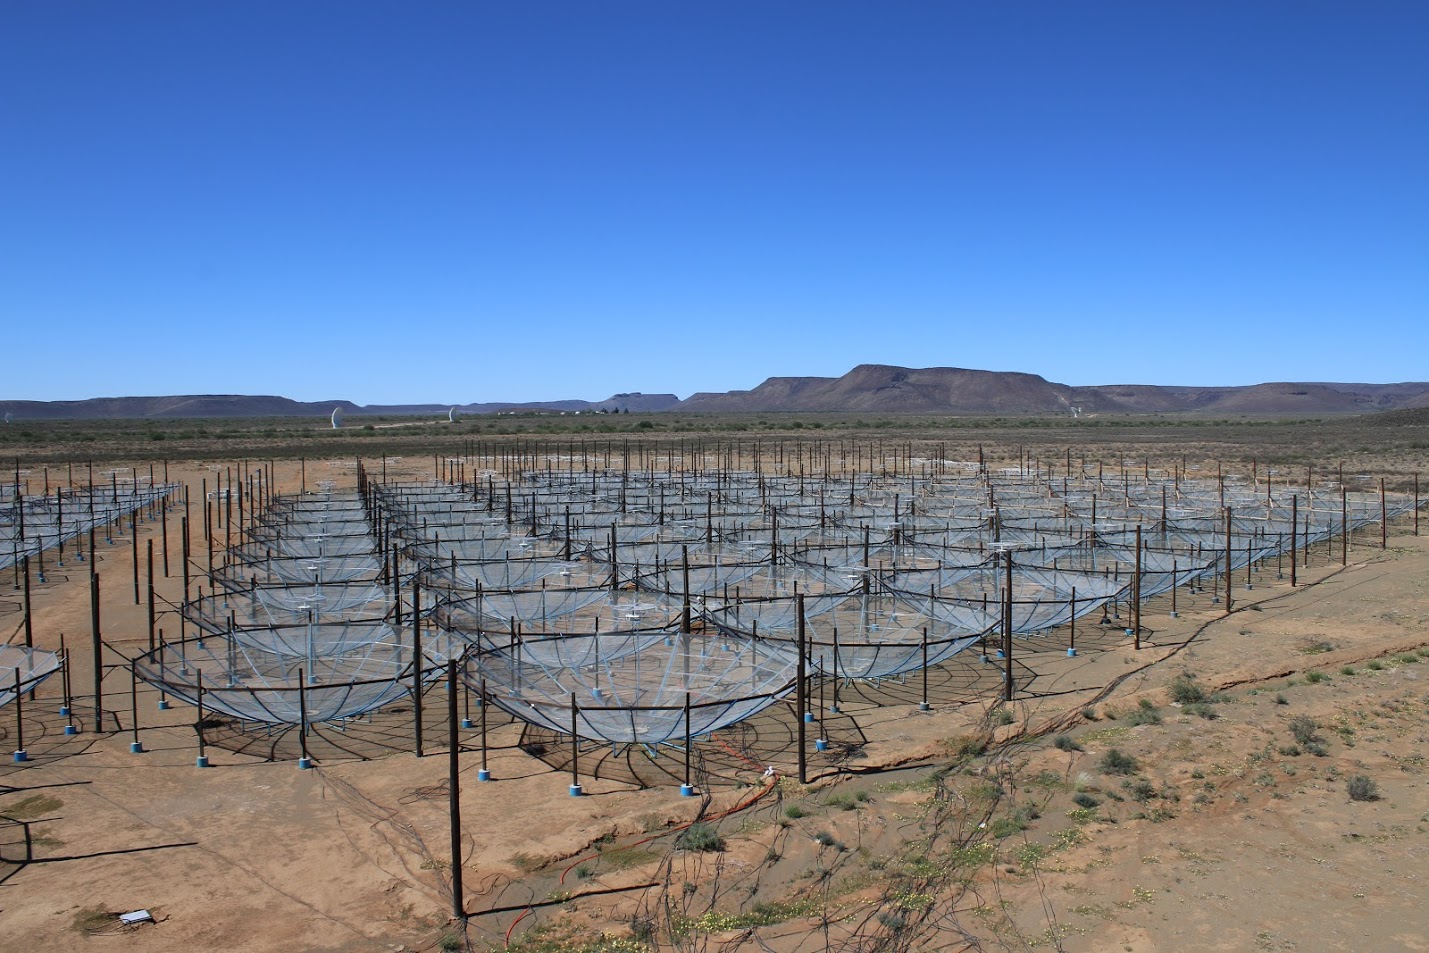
[677,367,1429,416]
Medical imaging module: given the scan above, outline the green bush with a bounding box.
[1169,674,1208,704]
[1305,671,1326,684]
[1099,749,1138,776]
[1054,735,1083,752]
[1126,699,1162,726]
[1289,716,1319,747]
[784,804,808,819]
[676,822,725,853]
[1346,774,1380,802]
[1072,792,1100,809]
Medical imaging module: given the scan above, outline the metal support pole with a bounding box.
[411,577,423,757]
[91,571,103,732]
[569,693,582,796]
[797,592,807,784]
[447,659,465,919]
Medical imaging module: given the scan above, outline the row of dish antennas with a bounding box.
[330,407,459,429]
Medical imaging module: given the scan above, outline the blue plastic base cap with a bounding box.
[995,649,1006,659]
[158,700,171,710]
[1125,628,1135,636]
[130,741,145,754]
[59,705,71,716]
[196,755,210,768]
[803,712,815,723]
[460,718,474,729]
[298,757,313,770]
[1067,647,1078,657]
[919,702,931,712]
[680,783,696,797]
[64,725,78,736]
[1169,611,1179,619]
[13,750,28,763]
[815,739,828,752]
[828,705,841,715]
[477,769,492,782]
[569,784,583,797]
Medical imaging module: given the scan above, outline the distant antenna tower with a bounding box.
[331,407,345,429]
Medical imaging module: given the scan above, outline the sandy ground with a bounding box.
[1,457,1426,953]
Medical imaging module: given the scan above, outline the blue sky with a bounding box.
[3,2,1425,404]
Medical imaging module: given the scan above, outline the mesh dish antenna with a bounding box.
[331,407,344,429]
[448,407,457,423]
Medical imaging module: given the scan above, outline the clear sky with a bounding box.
[3,2,1425,404]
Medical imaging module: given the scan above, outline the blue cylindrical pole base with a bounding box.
[1124,628,1135,637]
[995,649,1005,659]
[803,712,815,723]
[1169,611,1179,619]
[477,769,492,782]
[460,718,473,729]
[828,705,840,715]
[130,741,145,754]
[196,755,210,768]
[13,749,28,763]
[158,699,171,710]
[569,783,583,797]
[298,757,313,770]
[59,705,71,716]
[918,702,931,712]
[680,783,696,797]
[815,738,828,752]
[1067,647,1078,657]
[64,724,78,736]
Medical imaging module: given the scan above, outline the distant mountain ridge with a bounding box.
[4,366,1428,420]
[678,365,1429,416]
[0,392,683,421]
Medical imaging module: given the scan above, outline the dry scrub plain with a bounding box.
[2,418,1427,953]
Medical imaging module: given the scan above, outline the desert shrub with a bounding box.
[1099,749,1138,776]
[784,804,808,819]
[1054,735,1083,752]
[1367,660,1384,671]
[1072,792,1100,809]
[813,831,836,847]
[1289,716,1319,746]
[1346,775,1380,802]
[1169,674,1208,705]
[992,707,1015,726]
[1126,778,1157,802]
[1339,666,1356,676]
[1273,693,1289,705]
[1127,699,1162,726]
[1183,703,1219,720]
[1304,740,1330,757]
[1305,671,1326,684]
[825,792,858,811]
[439,933,463,952]
[877,910,908,932]
[676,822,725,853]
